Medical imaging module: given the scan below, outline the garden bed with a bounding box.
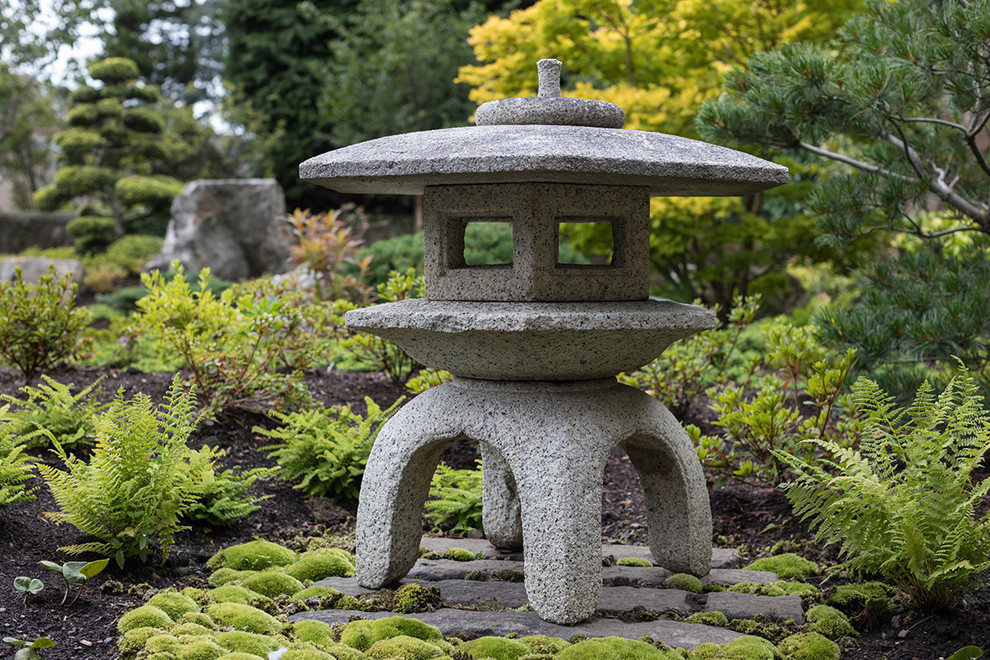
[0,367,987,659]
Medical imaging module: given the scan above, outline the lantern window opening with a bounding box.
[556,218,619,268]
[459,218,515,268]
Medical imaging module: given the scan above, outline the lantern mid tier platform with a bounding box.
[299,59,788,624]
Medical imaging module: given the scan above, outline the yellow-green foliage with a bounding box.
[443,547,476,562]
[729,581,818,598]
[170,623,211,636]
[38,376,208,568]
[778,633,839,660]
[280,648,337,660]
[616,557,653,567]
[176,637,225,660]
[0,406,36,510]
[557,637,680,659]
[310,645,365,660]
[105,234,165,276]
[177,612,215,628]
[147,590,201,620]
[365,635,447,660]
[292,620,335,645]
[292,586,341,601]
[459,636,530,659]
[519,635,570,654]
[117,605,173,633]
[216,654,264,660]
[743,554,818,580]
[664,573,704,593]
[145,633,181,654]
[686,611,728,626]
[1,374,106,451]
[210,585,266,605]
[287,549,356,581]
[214,630,281,657]
[805,605,857,639]
[823,582,891,615]
[339,616,444,651]
[208,540,298,571]
[239,570,304,598]
[204,603,282,634]
[688,636,780,659]
[118,626,164,654]
[209,568,254,587]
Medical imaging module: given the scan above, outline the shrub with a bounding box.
[283,206,374,304]
[180,445,277,527]
[81,259,127,292]
[132,263,322,420]
[0,406,36,511]
[37,375,210,567]
[259,397,401,500]
[105,234,165,275]
[424,461,483,536]
[357,231,424,289]
[777,369,990,610]
[0,375,106,450]
[89,56,140,82]
[66,214,117,253]
[0,265,90,384]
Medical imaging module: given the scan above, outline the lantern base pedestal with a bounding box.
[355,377,712,625]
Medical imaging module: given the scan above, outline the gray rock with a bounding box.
[148,179,290,281]
[0,257,83,285]
[705,591,806,624]
[703,569,778,587]
[289,608,745,649]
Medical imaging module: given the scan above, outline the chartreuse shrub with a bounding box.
[258,397,401,500]
[776,369,990,610]
[0,406,36,511]
[38,376,211,567]
[0,375,107,451]
[132,263,325,419]
[0,265,90,384]
[424,461,484,535]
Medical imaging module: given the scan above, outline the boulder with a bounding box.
[0,257,83,285]
[148,179,291,280]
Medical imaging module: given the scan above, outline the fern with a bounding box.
[776,369,990,610]
[37,375,210,567]
[258,397,402,500]
[1,375,107,450]
[180,445,278,527]
[424,461,483,536]
[0,406,36,510]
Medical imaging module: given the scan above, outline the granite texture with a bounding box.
[423,183,650,302]
[344,298,715,380]
[299,124,790,196]
[355,378,711,624]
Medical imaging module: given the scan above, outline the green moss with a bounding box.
[117,626,164,654]
[393,583,442,614]
[177,612,215,629]
[169,623,211,637]
[743,554,818,580]
[823,583,891,615]
[335,595,365,611]
[181,588,213,606]
[365,635,447,660]
[177,637,225,660]
[280,649,337,660]
[145,634,181,653]
[209,567,254,587]
[686,611,728,626]
[616,557,653,567]
[207,540,298,571]
[664,573,704,593]
[287,549,356,581]
[459,635,531,659]
[215,654,265,660]
[148,590,201,621]
[729,580,817,598]
[688,636,780,659]
[204,603,282,635]
[210,585,267,605]
[118,605,173,633]
[443,547,476,561]
[292,586,342,601]
[557,637,680,659]
[339,616,444,651]
[806,605,857,639]
[778,632,840,660]
[215,630,281,657]
[292,620,335,645]
[239,570,305,598]
[519,635,570,654]
[311,644,366,660]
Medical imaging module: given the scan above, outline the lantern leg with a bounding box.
[481,441,523,550]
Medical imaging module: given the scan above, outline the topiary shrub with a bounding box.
[207,540,298,571]
[67,215,117,253]
[89,57,140,82]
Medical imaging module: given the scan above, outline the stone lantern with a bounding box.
[300,60,788,624]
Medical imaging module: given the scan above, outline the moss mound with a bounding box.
[459,635,531,659]
[176,637,225,660]
[288,549,356,581]
[686,611,729,626]
[688,635,780,659]
[204,602,282,635]
[239,570,305,598]
[210,584,267,605]
[519,635,570,654]
[339,616,444,651]
[743,553,818,580]
[443,547,476,561]
[393,583,442,614]
[806,605,857,638]
[118,626,164,654]
[117,605,173,633]
[664,573,704,593]
[209,567,254,587]
[365,635,447,660]
[207,540,298,571]
[616,556,653,567]
[215,630,281,657]
[779,632,840,660]
[557,636,679,659]
[292,620,335,645]
[147,590,201,621]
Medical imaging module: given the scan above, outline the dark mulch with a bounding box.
[0,367,987,659]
